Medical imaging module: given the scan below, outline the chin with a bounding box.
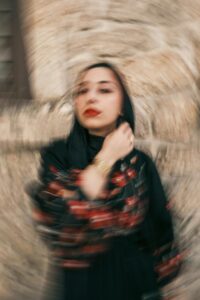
[80,119,106,128]
[78,116,117,130]
[84,123,106,131]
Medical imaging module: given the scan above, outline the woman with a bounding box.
[26,62,183,300]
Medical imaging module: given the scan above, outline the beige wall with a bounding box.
[19,0,68,100]
[19,0,200,101]
[0,1,200,299]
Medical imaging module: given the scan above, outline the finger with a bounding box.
[127,130,133,138]
[129,135,134,147]
[129,138,134,146]
[129,139,134,148]
[125,132,133,142]
[121,123,131,134]
[120,122,129,131]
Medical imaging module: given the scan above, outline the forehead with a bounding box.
[79,67,119,85]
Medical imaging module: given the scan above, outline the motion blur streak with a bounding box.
[0,0,200,299]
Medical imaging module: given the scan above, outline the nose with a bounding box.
[86,88,98,104]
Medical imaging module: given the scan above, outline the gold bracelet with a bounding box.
[92,157,112,177]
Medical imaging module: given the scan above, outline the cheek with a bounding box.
[74,99,83,114]
[106,93,122,112]
[74,98,79,108]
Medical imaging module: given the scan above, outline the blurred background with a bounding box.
[0,0,200,299]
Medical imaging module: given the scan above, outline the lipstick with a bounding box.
[84,109,101,117]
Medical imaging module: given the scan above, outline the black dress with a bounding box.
[48,237,161,300]
[27,134,181,300]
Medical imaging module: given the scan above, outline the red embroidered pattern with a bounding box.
[30,155,149,269]
[29,153,184,280]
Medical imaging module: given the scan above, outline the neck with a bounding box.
[88,122,117,137]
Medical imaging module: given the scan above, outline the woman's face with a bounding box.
[74,67,123,137]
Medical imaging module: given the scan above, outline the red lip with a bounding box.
[84,108,101,117]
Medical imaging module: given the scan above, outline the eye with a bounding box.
[99,88,112,94]
[75,88,88,96]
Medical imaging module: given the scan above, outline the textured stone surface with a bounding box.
[19,1,200,100]
[0,151,48,300]
[133,88,200,142]
[133,100,152,139]
[156,143,200,177]
[150,89,200,143]
[0,0,200,299]
[164,174,200,299]
[0,100,73,149]
[123,50,195,97]
[106,0,200,25]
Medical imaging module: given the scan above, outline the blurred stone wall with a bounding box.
[0,0,200,299]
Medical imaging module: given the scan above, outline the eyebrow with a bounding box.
[78,80,118,87]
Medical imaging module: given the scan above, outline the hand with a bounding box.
[100,122,134,164]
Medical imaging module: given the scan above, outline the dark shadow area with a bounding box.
[0,0,32,108]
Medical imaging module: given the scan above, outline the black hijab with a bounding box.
[64,62,135,170]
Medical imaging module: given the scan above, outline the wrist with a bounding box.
[95,150,117,168]
[92,151,116,177]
